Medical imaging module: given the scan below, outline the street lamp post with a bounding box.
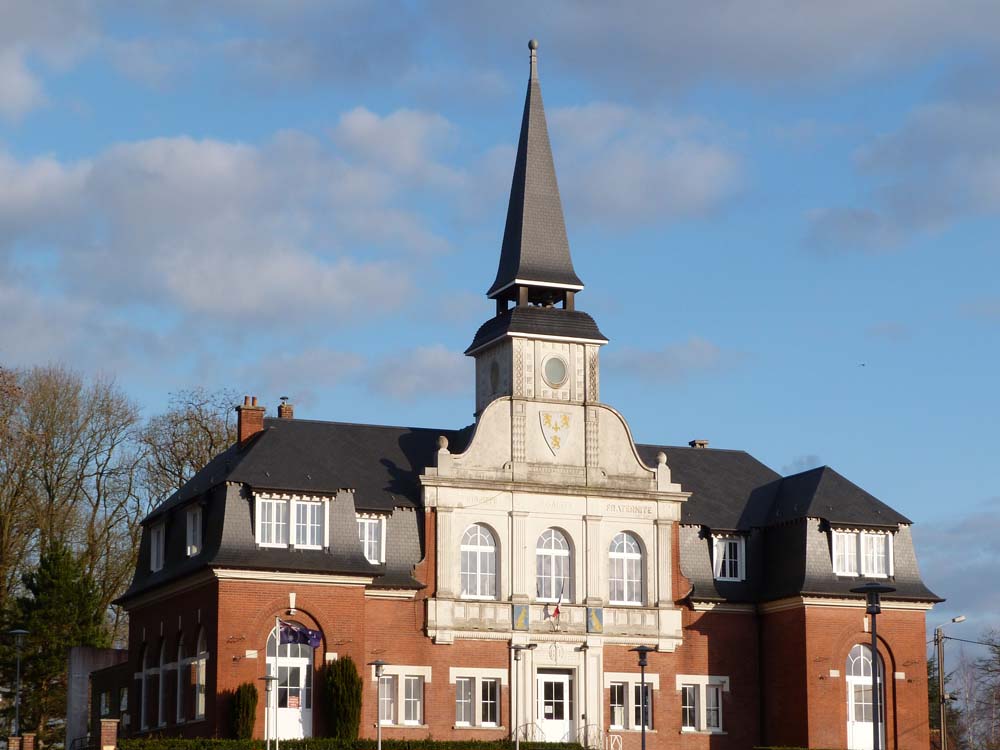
[629,646,655,750]
[851,583,895,750]
[259,675,278,750]
[934,615,966,750]
[368,660,387,750]
[510,643,537,750]
[8,629,28,736]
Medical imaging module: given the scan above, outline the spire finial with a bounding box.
[529,38,538,80]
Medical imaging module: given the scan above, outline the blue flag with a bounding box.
[279,620,322,648]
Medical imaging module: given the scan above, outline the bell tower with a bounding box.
[467,40,607,416]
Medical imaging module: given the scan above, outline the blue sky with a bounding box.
[1,1,997,637]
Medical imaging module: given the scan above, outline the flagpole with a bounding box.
[275,615,281,750]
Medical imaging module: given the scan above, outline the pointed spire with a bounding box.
[487,39,583,304]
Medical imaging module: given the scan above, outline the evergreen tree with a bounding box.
[2,544,110,746]
[320,656,362,739]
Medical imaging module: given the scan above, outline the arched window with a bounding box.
[536,528,571,601]
[609,532,643,605]
[265,621,316,717]
[195,629,208,720]
[138,645,150,730]
[158,640,168,726]
[846,644,885,744]
[176,636,186,723]
[460,524,498,599]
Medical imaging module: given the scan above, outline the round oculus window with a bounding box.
[543,356,568,387]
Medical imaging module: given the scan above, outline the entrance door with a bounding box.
[846,644,883,750]
[266,631,314,739]
[537,672,573,743]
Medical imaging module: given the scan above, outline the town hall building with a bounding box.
[93,41,940,750]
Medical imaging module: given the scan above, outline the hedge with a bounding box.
[120,739,583,750]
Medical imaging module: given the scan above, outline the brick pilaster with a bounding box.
[100,719,120,750]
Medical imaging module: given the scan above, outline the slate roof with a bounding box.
[767,465,912,527]
[487,42,582,298]
[466,306,607,354]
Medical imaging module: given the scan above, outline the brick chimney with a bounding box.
[688,439,709,449]
[277,396,294,420]
[236,396,266,445]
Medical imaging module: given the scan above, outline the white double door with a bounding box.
[536,671,574,743]
[846,675,883,750]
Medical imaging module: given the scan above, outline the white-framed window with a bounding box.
[379,675,396,725]
[833,530,893,577]
[536,528,571,601]
[119,685,128,713]
[461,524,498,599]
[675,675,729,733]
[481,678,499,726]
[403,676,423,725]
[633,683,653,729]
[610,682,626,729]
[186,506,202,556]
[150,523,165,572]
[609,532,644,605]
[604,672,659,731]
[295,500,323,549]
[255,494,331,550]
[712,534,745,581]
[194,629,208,719]
[450,668,508,729]
[358,514,386,564]
[680,684,697,730]
[258,497,289,547]
[374,665,432,727]
[455,677,474,725]
[100,691,111,716]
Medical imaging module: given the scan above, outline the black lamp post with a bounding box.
[510,643,537,750]
[629,645,655,750]
[258,674,278,750]
[851,583,895,750]
[368,660,387,750]
[8,628,28,736]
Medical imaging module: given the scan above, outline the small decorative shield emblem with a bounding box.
[540,411,571,455]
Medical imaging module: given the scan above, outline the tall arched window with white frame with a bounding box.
[195,628,208,719]
[609,532,644,605]
[536,528,571,601]
[158,640,168,726]
[460,524,497,599]
[176,636,186,723]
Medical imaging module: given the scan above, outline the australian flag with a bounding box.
[279,620,322,648]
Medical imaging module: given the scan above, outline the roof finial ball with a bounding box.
[528,38,539,78]
[528,38,539,51]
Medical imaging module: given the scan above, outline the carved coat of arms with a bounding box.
[540,411,571,455]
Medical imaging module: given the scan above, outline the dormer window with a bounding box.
[357,514,386,564]
[712,534,745,581]
[186,506,202,556]
[832,529,893,577]
[255,494,329,550]
[150,523,165,572]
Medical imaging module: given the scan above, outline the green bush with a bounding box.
[229,682,259,739]
[319,657,363,739]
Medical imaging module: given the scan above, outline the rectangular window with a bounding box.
[379,675,396,724]
[404,676,423,725]
[119,686,128,713]
[609,682,626,729]
[681,684,697,729]
[100,691,111,716]
[705,684,722,730]
[712,535,744,581]
[186,506,202,556]
[481,678,499,726]
[455,677,473,725]
[633,683,652,729]
[861,532,889,577]
[358,515,385,564]
[150,523,165,572]
[259,498,289,547]
[833,531,858,575]
[295,501,323,548]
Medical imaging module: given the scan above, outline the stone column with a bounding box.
[584,515,604,605]
[655,519,673,606]
[436,507,455,598]
[510,511,529,602]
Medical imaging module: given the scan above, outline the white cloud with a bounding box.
[605,337,745,383]
[240,348,366,408]
[367,345,471,400]
[549,104,741,224]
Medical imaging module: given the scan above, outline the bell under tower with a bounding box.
[467,39,607,416]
